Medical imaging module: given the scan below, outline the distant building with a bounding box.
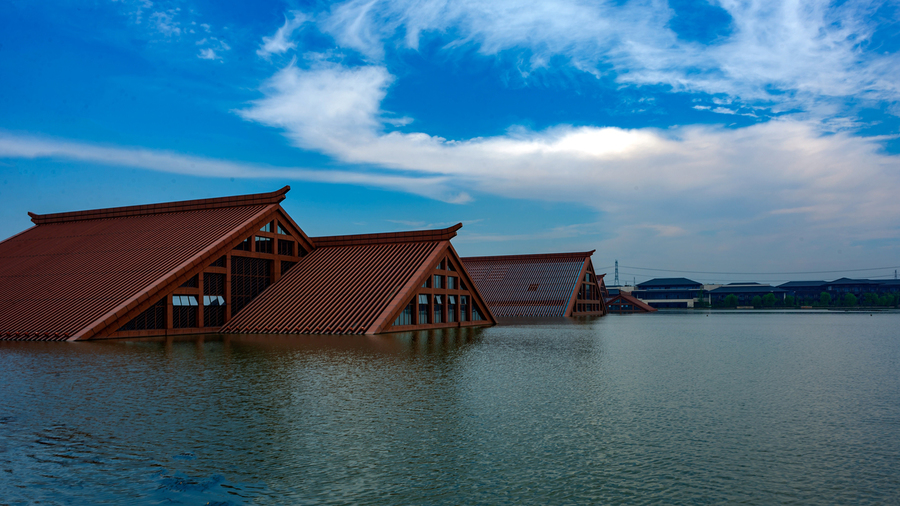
[631,278,703,308]
[462,251,607,317]
[778,281,827,301]
[779,278,900,302]
[825,278,885,297]
[707,283,787,305]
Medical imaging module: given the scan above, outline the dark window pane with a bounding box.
[281,260,297,275]
[231,256,272,315]
[173,296,198,328]
[418,294,429,324]
[234,237,252,251]
[118,299,166,331]
[204,273,225,296]
[255,236,273,254]
[278,239,294,256]
[180,275,198,288]
[394,302,414,326]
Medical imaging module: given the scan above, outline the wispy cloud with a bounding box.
[149,9,181,37]
[197,48,219,60]
[319,0,900,112]
[0,132,470,204]
[257,11,308,58]
[196,36,230,61]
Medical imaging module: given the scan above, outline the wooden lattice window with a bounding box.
[173,295,198,328]
[231,256,272,315]
[118,299,166,331]
[278,239,294,256]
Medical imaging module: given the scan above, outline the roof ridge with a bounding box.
[462,250,595,262]
[29,186,290,225]
[311,223,462,247]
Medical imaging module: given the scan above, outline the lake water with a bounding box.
[2,312,899,505]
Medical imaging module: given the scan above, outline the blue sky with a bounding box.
[2,0,900,284]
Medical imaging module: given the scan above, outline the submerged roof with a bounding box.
[0,187,293,341]
[462,251,593,317]
[221,224,480,335]
[607,292,657,312]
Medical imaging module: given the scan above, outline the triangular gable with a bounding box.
[219,223,494,335]
[566,255,607,317]
[462,252,592,317]
[376,242,496,334]
[0,187,308,341]
[99,206,313,340]
[606,292,657,313]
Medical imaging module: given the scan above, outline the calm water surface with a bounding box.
[1,312,899,504]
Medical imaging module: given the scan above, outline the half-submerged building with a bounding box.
[605,291,657,313]
[221,225,495,334]
[461,251,607,318]
[0,187,493,341]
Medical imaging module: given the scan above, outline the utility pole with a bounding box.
[614,260,619,286]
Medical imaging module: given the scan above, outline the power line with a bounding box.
[615,271,900,285]
[618,265,900,276]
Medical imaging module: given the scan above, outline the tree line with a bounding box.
[708,291,900,309]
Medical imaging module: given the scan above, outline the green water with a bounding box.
[1,312,898,504]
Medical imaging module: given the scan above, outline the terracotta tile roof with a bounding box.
[27,186,289,224]
[311,223,462,247]
[462,251,594,317]
[221,229,458,335]
[0,189,290,341]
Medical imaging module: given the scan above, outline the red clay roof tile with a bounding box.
[28,186,289,225]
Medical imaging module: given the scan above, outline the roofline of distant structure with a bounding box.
[28,186,291,225]
[462,250,596,262]
[311,223,462,247]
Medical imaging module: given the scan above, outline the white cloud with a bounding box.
[237,60,393,150]
[197,48,219,60]
[318,0,900,111]
[235,59,900,250]
[196,36,231,60]
[149,9,181,37]
[257,11,309,57]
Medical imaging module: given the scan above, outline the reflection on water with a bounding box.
[1,314,899,504]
